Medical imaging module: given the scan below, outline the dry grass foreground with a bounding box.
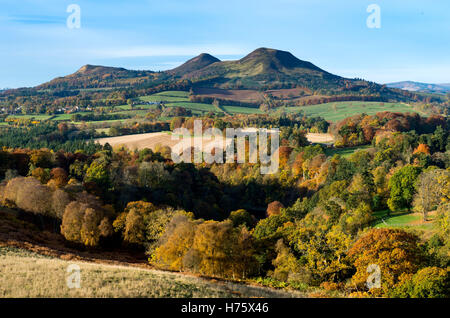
[96,132,334,151]
[0,247,307,298]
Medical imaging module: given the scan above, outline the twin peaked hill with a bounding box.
[37,48,353,90]
[34,48,409,102]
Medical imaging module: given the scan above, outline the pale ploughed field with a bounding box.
[97,132,334,151]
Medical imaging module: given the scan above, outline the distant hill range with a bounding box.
[3,48,442,105]
[386,81,450,94]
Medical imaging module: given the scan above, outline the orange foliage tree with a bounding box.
[347,228,425,297]
[266,201,285,217]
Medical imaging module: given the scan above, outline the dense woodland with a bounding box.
[0,110,449,297]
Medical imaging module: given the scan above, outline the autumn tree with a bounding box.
[413,169,450,221]
[408,267,449,298]
[278,146,293,168]
[338,202,373,236]
[138,161,170,189]
[61,201,112,247]
[31,167,50,184]
[266,201,285,217]
[347,228,425,297]
[57,122,68,133]
[3,177,53,217]
[413,143,430,155]
[391,267,449,298]
[292,153,304,177]
[228,209,254,228]
[188,220,258,279]
[270,239,310,284]
[113,201,182,249]
[188,220,234,277]
[387,165,422,212]
[49,167,68,188]
[288,217,352,283]
[346,173,371,207]
[60,202,84,243]
[152,214,198,271]
[253,214,288,241]
[124,208,146,244]
[51,188,72,219]
[85,158,110,188]
[29,149,53,169]
[372,166,389,209]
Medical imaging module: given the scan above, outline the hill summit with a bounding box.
[169,53,220,76]
[74,64,128,76]
[238,48,325,73]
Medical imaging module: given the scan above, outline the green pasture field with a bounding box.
[372,210,435,231]
[165,102,218,113]
[138,91,262,115]
[223,105,262,114]
[138,91,190,103]
[325,145,373,158]
[7,114,54,121]
[286,101,421,122]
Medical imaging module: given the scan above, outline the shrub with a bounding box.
[229,209,254,227]
[393,267,449,298]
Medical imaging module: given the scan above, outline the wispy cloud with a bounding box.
[7,15,64,25]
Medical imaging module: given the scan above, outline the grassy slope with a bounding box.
[286,101,421,122]
[371,210,436,232]
[223,105,263,114]
[0,246,305,298]
[0,207,314,298]
[137,91,262,115]
[325,145,372,158]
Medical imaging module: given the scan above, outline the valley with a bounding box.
[0,47,448,300]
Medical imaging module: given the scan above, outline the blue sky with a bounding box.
[0,0,449,88]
